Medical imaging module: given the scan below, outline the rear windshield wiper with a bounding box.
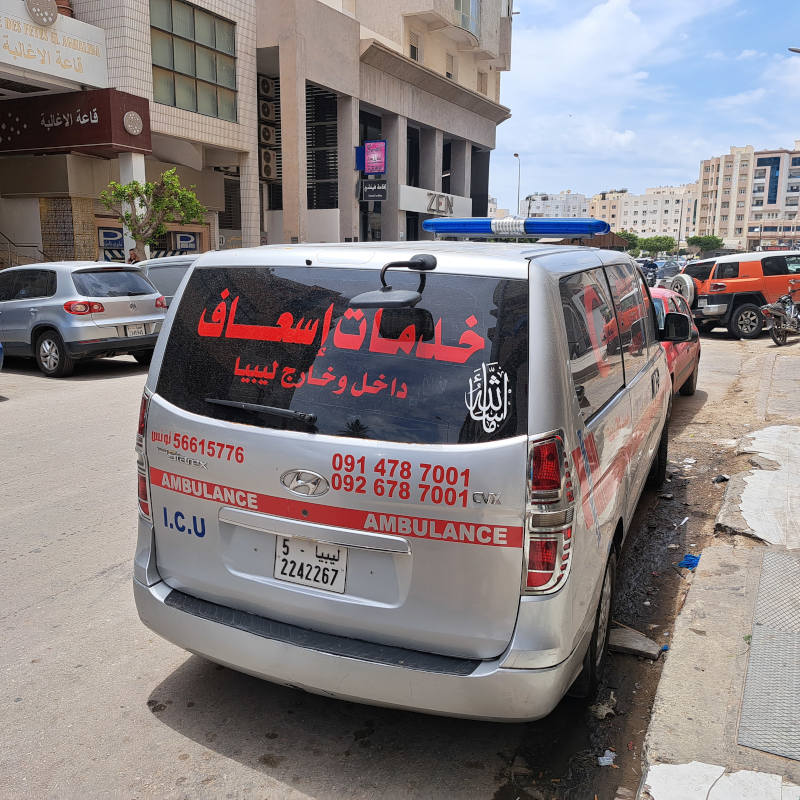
[204,397,317,426]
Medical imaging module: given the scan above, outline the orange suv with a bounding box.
[671,251,800,338]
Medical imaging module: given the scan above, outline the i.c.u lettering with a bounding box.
[163,506,206,538]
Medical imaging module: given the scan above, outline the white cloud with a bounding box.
[709,87,767,110]
[492,0,737,206]
[736,49,764,60]
[705,49,726,60]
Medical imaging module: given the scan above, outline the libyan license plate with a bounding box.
[274,536,347,593]
[697,298,707,307]
[125,323,146,337]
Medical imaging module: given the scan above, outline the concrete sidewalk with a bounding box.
[641,410,800,794]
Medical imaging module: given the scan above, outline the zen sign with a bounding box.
[427,192,455,215]
[361,180,388,201]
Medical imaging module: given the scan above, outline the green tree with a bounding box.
[640,235,676,255]
[686,235,724,252]
[617,229,639,250]
[99,168,206,260]
[629,247,641,258]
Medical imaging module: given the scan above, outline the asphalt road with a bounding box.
[0,336,749,800]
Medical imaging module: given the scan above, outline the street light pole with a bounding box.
[513,153,521,216]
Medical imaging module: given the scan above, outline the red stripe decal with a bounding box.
[149,467,523,548]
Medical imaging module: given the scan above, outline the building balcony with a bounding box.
[404,0,484,54]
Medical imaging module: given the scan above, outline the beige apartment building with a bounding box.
[0,0,512,263]
[589,183,698,244]
[697,142,800,251]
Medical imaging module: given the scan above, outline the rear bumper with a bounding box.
[66,334,158,358]
[133,577,584,722]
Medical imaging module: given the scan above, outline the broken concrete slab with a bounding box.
[609,627,661,660]
[642,761,787,800]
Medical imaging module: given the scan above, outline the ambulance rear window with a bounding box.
[157,266,528,444]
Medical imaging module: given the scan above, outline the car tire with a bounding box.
[728,304,763,339]
[679,361,698,396]
[133,350,153,366]
[646,417,669,488]
[670,274,695,306]
[570,549,617,698]
[35,329,74,378]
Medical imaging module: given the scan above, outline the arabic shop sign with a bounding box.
[0,88,151,156]
[361,179,388,202]
[1,0,107,87]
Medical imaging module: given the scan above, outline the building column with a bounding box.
[239,149,260,247]
[279,36,308,243]
[419,128,443,192]
[337,94,360,241]
[118,152,146,257]
[382,112,407,241]
[450,139,472,198]
[470,148,490,217]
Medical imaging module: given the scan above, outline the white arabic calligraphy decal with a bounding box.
[465,362,511,434]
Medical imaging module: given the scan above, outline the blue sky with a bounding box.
[491,0,800,212]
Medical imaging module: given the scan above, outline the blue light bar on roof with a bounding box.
[421,217,611,237]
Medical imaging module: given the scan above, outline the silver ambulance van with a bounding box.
[133,220,689,721]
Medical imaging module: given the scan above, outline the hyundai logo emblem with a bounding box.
[280,469,329,497]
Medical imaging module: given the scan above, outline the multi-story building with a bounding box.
[0,0,512,263]
[524,190,588,218]
[698,142,800,251]
[590,184,698,244]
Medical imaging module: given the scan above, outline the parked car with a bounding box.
[0,340,3,372]
[133,233,690,721]
[0,262,166,377]
[650,286,700,395]
[654,261,681,287]
[672,251,800,338]
[136,254,198,307]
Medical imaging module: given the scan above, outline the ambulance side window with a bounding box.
[560,269,624,420]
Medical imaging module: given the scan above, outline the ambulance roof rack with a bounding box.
[421,216,611,238]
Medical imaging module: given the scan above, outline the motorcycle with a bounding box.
[761,279,800,346]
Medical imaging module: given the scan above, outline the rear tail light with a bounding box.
[63,300,105,314]
[136,391,152,518]
[137,392,150,439]
[528,436,568,504]
[525,527,572,592]
[709,282,727,292]
[155,295,167,309]
[138,471,151,518]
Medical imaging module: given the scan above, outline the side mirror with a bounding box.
[660,312,691,342]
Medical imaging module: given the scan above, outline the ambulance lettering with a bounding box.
[363,513,508,545]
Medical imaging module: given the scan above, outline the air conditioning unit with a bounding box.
[259,100,277,122]
[258,75,277,99]
[260,149,278,181]
[259,123,278,147]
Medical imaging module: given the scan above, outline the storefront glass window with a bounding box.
[150,0,237,122]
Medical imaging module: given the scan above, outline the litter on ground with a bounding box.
[597,749,617,767]
[677,553,701,570]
